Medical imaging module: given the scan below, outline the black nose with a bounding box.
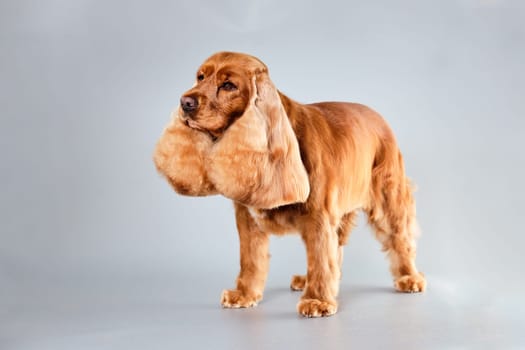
[180,96,198,113]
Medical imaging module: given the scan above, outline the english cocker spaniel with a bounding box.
[153,52,426,318]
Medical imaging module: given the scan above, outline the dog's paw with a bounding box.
[220,289,261,309]
[290,275,306,291]
[297,298,337,318]
[394,272,427,293]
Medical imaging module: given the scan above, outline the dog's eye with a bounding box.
[197,74,205,81]
[220,81,237,91]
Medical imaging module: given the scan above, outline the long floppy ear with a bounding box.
[207,73,310,209]
[153,112,218,196]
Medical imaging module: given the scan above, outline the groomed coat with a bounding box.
[154,52,426,317]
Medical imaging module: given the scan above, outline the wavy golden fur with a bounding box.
[153,52,426,317]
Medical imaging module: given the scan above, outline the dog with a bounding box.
[153,52,426,318]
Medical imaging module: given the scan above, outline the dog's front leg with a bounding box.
[221,203,270,308]
[297,217,340,317]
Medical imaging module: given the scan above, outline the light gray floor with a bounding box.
[2,262,524,349]
[2,225,524,349]
[2,0,525,349]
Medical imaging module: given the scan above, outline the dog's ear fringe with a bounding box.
[153,73,310,209]
[153,114,218,196]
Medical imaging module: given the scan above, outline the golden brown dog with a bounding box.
[153,52,426,318]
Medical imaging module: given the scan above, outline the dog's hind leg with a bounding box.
[366,150,426,293]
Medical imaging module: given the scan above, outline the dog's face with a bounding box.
[154,51,310,208]
[179,52,268,137]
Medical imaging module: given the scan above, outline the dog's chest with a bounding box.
[247,206,301,235]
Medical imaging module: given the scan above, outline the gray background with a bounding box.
[1,0,524,349]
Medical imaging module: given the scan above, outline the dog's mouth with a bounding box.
[184,118,204,131]
[183,118,219,142]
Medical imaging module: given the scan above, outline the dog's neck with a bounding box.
[277,91,296,121]
[277,91,308,138]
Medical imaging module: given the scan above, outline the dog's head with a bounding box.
[179,52,267,138]
[154,52,310,209]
